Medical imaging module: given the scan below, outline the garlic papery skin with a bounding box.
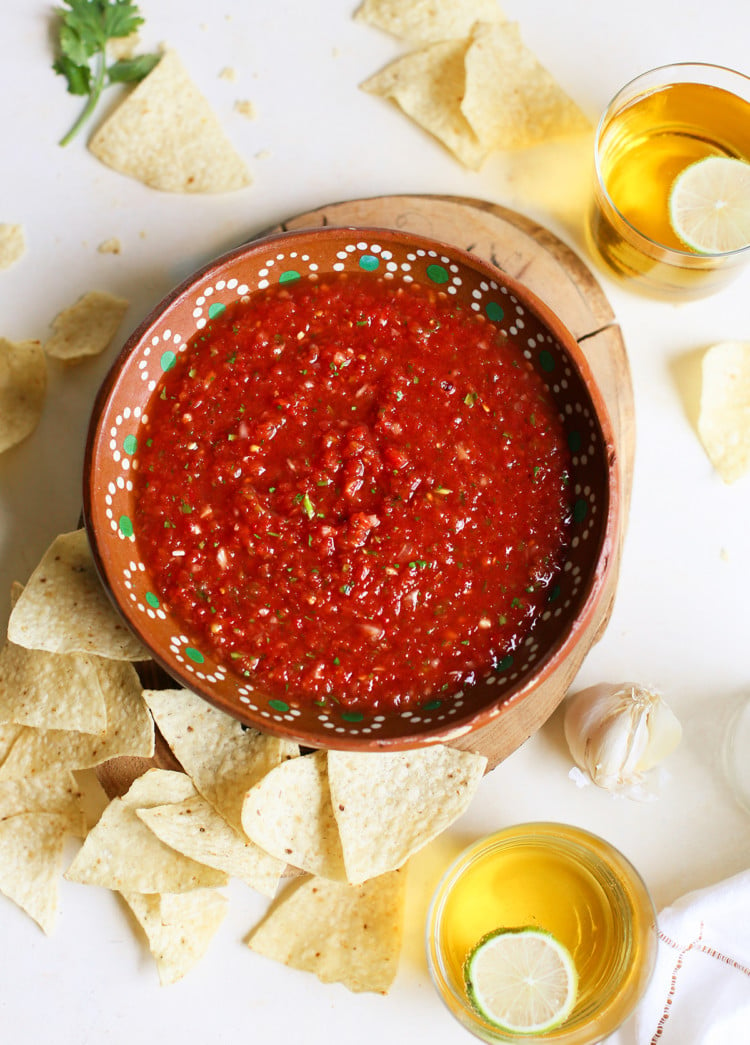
[563,682,682,793]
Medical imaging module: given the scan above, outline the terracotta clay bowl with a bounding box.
[83,226,620,751]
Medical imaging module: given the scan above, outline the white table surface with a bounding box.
[1,1,749,1042]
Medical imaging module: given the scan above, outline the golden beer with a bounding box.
[587,64,750,296]
[426,823,657,1043]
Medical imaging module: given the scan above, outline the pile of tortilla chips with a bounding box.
[0,527,487,989]
[356,0,591,169]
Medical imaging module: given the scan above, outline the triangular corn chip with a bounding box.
[0,337,46,454]
[461,21,591,149]
[241,750,347,881]
[65,769,228,893]
[0,812,71,933]
[0,223,25,270]
[698,340,750,483]
[143,688,298,833]
[7,529,149,661]
[0,659,154,780]
[361,39,489,169]
[0,636,107,734]
[89,50,251,193]
[138,788,285,897]
[123,888,228,985]
[355,0,506,44]
[247,869,406,994]
[44,290,129,363]
[0,769,86,838]
[328,745,486,883]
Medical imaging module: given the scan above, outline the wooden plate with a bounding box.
[96,194,633,796]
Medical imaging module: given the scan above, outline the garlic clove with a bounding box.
[563,682,681,793]
[635,692,682,773]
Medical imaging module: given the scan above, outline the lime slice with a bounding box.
[464,927,578,1035]
[668,156,750,254]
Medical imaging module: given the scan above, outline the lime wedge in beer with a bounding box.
[669,156,750,253]
[464,927,578,1034]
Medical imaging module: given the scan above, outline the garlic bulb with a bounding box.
[563,682,682,793]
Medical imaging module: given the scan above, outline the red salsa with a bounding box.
[133,273,573,713]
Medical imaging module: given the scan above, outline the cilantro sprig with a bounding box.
[53,0,160,146]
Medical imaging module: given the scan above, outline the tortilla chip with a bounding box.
[0,224,25,270]
[328,746,486,884]
[698,340,750,483]
[0,659,154,780]
[241,750,347,881]
[0,812,71,933]
[0,636,107,733]
[143,688,298,833]
[355,0,506,44]
[361,39,489,169]
[123,888,228,985]
[461,21,591,150]
[89,50,251,194]
[138,789,285,897]
[44,290,129,363]
[0,770,86,837]
[0,337,47,454]
[247,869,406,994]
[0,722,23,764]
[7,529,149,660]
[65,769,228,893]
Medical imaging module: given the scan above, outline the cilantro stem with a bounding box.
[59,51,106,146]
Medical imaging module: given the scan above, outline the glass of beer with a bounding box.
[426,823,657,1043]
[586,62,750,297]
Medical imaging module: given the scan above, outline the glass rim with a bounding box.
[593,61,750,262]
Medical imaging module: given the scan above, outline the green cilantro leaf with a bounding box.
[107,53,160,84]
[52,55,92,95]
[53,0,160,146]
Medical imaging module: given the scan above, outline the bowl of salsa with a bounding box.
[83,226,619,750]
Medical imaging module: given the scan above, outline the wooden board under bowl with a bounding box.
[96,194,633,797]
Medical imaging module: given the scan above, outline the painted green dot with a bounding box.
[573,497,588,522]
[341,710,364,722]
[538,350,555,372]
[208,302,226,319]
[548,584,561,603]
[160,350,177,372]
[423,699,442,711]
[118,515,133,538]
[269,698,290,713]
[123,433,137,455]
[359,254,379,271]
[485,301,504,322]
[145,592,160,609]
[426,263,449,284]
[497,654,514,672]
[568,430,582,453]
[279,269,301,284]
[185,647,204,664]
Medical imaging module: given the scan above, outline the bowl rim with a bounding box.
[82,224,622,750]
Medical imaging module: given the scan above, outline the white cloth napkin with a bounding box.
[609,869,750,1044]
